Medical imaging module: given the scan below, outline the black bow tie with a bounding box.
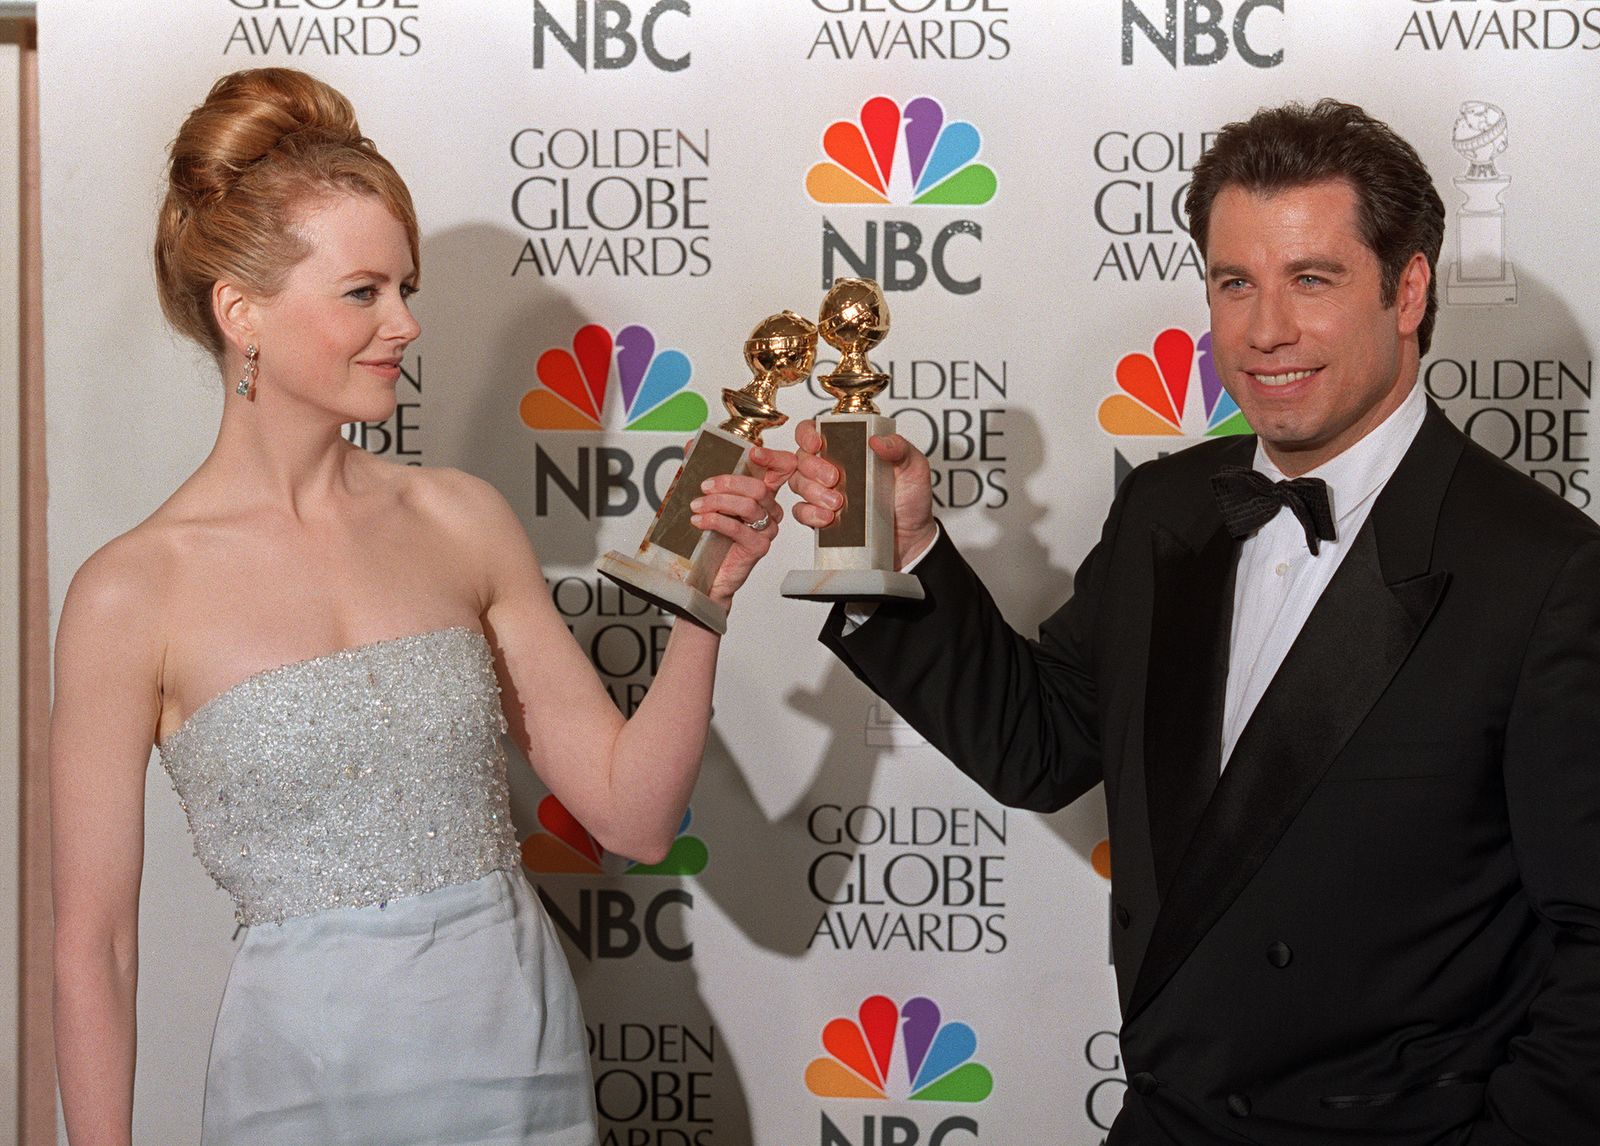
[1210,464,1337,555]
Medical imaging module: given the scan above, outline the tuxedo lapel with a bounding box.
[1141,434,1254,898]
[1127,403,1462,1020]
[1144,521,1236,898]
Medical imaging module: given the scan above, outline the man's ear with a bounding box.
[1395,252,1429,338]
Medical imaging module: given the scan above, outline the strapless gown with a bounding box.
[159,627,598,1145]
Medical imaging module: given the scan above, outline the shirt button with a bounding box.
[1131,1072,1158,1095]
[1274,561,1289,576]
[1267,941,1293,968]
[1227,1093,1252,1117]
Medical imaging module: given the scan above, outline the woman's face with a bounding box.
[248,193,420,424]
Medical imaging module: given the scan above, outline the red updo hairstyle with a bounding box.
[154,68,420,360]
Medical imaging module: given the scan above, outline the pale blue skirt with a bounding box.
[201,869,598,1145]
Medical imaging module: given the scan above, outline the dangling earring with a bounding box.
[236,343,259,398]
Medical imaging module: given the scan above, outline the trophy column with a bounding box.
[781,278,925,603]
[599,311,817,634]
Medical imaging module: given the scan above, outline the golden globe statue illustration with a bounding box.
[781,277,925,603]
[599,310,817,633]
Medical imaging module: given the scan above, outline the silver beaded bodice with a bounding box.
[159,627,521,926]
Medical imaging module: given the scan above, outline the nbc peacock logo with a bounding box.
[806,995,995,1103]
[519,324,708,432]
[807,96,997,207]
[521,794,708,877]
[1098,329,1250,438]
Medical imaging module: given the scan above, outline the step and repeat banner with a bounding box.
[40,2,1598,1143]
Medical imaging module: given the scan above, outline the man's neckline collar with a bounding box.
[1254,383,1428,524]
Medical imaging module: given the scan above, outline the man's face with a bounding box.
[1204,180,1427,476]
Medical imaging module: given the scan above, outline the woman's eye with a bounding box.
[347,286,376,301]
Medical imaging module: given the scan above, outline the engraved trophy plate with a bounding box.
[781,278,925,603]
[599,311,817,634]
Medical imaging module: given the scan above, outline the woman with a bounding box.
[49,68,789,1145]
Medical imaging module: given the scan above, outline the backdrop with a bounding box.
[40,2,1599,1142]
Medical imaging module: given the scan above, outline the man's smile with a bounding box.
[1249,367,1320,387]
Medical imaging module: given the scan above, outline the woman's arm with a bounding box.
[445,450,791,863]
[51,542,165,1145]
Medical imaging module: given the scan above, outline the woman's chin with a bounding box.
[337,394,400,431]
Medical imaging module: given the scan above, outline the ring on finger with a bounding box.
[748,512,772,532]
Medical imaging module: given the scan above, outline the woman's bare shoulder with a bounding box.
[392,463,525,537]
[57,516,187,673]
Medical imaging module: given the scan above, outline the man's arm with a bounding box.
[816,463,1144,813]
[1468,536,1600,1141]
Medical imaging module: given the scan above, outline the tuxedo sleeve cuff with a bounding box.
[839,523,944,634]
[821,525,970,673]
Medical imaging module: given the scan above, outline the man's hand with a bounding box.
[786,418,938,570]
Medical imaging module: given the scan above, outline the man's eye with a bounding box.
[1298,275,1327,287]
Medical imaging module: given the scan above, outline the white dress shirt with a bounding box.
[1220,383,1428,768]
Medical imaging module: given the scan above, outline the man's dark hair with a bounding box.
[1185,99,1446,355]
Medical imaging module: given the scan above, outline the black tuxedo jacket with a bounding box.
[822,404,1600,1144]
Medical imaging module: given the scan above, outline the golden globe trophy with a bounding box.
[781,278,925,603]
[599,311,818,634]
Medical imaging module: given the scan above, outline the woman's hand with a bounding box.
[690,444,798,610]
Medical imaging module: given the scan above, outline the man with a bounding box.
[787,101,1600,1143]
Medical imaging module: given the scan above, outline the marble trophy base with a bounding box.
[782,412,925,603]
[1447,175,1517,305]
[781,566,925,600]
[1446,258,1517,306]
[599,425,751,635]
